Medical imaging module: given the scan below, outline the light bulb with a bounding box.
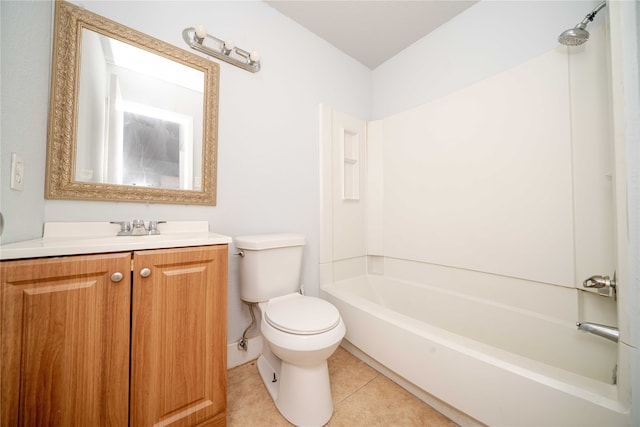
[195,25,207,39]
[249,51,260,63]
[224,40,235,53]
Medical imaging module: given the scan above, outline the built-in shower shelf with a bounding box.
[342,128,360,200]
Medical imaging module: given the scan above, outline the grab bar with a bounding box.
[576,322,619,343]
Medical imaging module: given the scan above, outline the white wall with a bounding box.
[0,0,371,346]
[0,1,50,244]
[381,49,574,284]
[372,0,606,119]
[378,29,614,287]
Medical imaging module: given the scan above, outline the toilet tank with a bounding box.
[235,233,306,303]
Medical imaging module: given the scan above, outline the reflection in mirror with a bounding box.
[46,1,219,205]
[76,30,204,190]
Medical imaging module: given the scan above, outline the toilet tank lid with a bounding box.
[234,233,305,250]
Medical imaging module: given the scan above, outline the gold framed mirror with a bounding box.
[46,1,219,205]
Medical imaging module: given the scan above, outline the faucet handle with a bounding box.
[130,219,148,236]
[583,274,616,289]
[147,220,166,235]
[132,219,146,228]
[110,221,131,236]
[582,272,617,298]
[583,275,609,288]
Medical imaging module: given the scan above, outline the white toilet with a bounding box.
[235,233,346,427]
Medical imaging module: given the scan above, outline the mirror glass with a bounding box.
[77,29,204,190]
[46,1,219,205]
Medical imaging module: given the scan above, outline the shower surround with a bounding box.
[319,26,629,426]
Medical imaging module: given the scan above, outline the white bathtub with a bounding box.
[321,275,629,426]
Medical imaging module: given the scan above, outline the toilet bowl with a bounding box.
[234,233,346,426]
[257,293,346,426]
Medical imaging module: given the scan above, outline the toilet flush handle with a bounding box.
[235,250,245,257]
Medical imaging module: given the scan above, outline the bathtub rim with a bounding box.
[320,275,627,414]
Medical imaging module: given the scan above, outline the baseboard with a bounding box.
[227,335,263,369]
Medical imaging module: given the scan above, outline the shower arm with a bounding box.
[578,1,607,28]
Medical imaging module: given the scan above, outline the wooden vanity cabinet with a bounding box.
[131,246,228,427]
[0,252,132,426]
[1,245,228,427]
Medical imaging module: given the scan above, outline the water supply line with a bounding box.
[238,301,257,351]
[576,322,619,343]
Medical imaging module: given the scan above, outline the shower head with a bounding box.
[558,24,591,46]
[558,1,607,46]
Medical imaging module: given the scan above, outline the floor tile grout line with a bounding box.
[227,352,458,427]
[332,371,381,408]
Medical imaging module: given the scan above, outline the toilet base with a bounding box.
[257,354,334,427]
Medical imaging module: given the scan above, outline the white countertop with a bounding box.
[0,221,232,260]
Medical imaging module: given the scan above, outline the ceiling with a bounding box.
[265,1,478,69]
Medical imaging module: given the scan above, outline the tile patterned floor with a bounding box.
[227,346,458,426]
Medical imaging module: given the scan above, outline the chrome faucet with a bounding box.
[576,322,619,343]
[111,220,166,236]
[131,219,147,235]
[147,220,166,235]
[583,274,616,289]
[110,220,132,236]
[582,272,617,298]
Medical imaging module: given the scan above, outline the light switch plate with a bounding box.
[10,153,24,191]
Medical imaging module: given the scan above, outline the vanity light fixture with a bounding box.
[182,25,260,73]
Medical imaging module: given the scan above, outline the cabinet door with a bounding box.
[131,245,228,427]
[1,253,131,426]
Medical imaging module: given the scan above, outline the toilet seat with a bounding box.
[265,293,341,335]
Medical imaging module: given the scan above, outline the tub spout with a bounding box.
[576,322,619,343]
